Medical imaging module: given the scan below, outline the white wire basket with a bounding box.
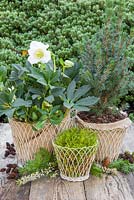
[53,141,98,182]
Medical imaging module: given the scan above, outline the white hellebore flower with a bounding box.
[28,41,51,64]
[64,60,74,68]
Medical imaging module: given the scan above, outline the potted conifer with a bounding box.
[77,4,132,163]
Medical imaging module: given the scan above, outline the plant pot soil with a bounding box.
[76,112,132,163]
[78,112,126,124]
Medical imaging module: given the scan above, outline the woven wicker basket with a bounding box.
[9,119,58,162]
[76,116,132,163]
[9,111,74,162]
[58,112,76,133]
[53,142,98,182]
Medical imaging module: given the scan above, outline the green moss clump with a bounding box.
[55,127,98,148]
[54,128,98,177]
[129,113,134,122]
[19,148,53,176]
[109,159,134,174]
[90,163,103,177]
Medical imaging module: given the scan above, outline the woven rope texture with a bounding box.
[76,116,132,162]
[9,119,58,162]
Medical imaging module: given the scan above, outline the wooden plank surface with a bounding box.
[125,173,134,199]
[1,174,133,200]
[84,173,134,200]
[0,181,31,200]
[29,177,86,200]
[16,182,31,200]
[0,181,17,200]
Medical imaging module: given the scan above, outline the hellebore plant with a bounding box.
[0,41,98,129]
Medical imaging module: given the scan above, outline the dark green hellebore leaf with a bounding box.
[76,96,99,106]
[0,108,16,118]
[45,95,54,103]
[67,80,76,100]
[12,98,32,107]
[73,85,90,101]
[73,105,90,112]
[34,120,46,131]
[63,101,74,109]
[52,87,65,97]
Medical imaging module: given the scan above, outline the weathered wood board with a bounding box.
[84,173,134,200]
[29,177,86,200]
[0,124,134,200]
[0,181,31,200]
[29,173,134,200]
[126,173,134,199]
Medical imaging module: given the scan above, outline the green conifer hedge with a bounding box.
[0,0,133,66]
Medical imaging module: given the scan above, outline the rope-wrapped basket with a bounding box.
[9,111,75,162]
[76,116,132,162]
[9,119,58,162]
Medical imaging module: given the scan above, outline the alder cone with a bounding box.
[0,168,6,172]
[6,168,11,174]
[7,172,16,179]
[102,157,110,168]
[4,150,10,157]
[7,164,17,169]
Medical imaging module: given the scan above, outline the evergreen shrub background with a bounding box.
[0,0,134,107]
[0,0,133,65]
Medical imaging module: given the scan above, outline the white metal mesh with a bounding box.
[53,112,98,181]
[9,119,58,162]
[53,143,97,181]
[76,116,132,163]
